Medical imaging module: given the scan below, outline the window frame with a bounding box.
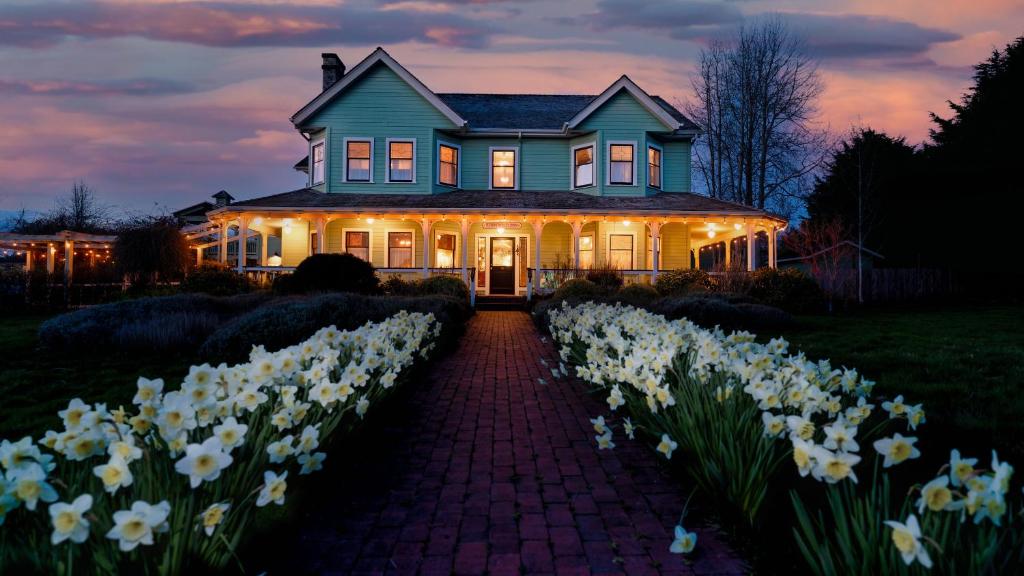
[488,146,519,190]
[342,137,374,183]
[434,231,458,269]
[647,143,663,189]
[606,140,637,186]
[310,138,326,186]
[342,228,373,263]
[385,229,416,269]
[436,140,461,188]
[605,231,637,270]
[579,232,595,269]
[571,142,596,189]
[385,138,416,184]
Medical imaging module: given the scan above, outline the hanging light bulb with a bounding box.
[707,230,716,239]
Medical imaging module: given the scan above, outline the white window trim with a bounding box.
[342,137,374,183]
[579,232,595,268]
[488,146,520,190]
[606,140,638,187]
[475,232,529,296]
[385,228,417,269]
[385,137,417,184]
[647,142,663,190]
[436,140,462,188]
[341,227,373,264]
[310,137,326,186]
[570,142,597,190]
[605,230,638,270]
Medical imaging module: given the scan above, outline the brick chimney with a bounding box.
[322,53,345,91]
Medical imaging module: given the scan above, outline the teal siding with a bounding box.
[300,63,458,194]
[460,138,570,191]
[663,141,691,193]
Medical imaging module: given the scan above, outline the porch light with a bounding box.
[252,217,263,226]
[734,223,742,230]
[497,227,505,234]
[707,230,717,238]
[366,218,375,224]
[622,220,631,227]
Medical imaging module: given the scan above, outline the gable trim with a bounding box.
[291,47,466,128]
[567,76,681,130]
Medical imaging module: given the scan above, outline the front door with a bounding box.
[489,237,515,294]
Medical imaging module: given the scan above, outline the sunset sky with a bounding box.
[1,0,1021,215]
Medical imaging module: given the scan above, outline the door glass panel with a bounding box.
[517,237,527,287]
[476,237,487,287]
[491,238,513,267]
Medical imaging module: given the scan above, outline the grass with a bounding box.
[0,314,196,440]
[776,303,1024,463]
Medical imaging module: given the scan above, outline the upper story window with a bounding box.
[490,148,517,189]
[387,139,415,183]
[573,145,594,188]
[648,145,662,189]
[344,138,372,183]
[311,140,325,185]
[608,143,635,185]
[438,143,459,187]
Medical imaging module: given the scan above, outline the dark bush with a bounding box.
[585,267,624,290]
[748,268,824,314]
[181,263,252,296]
[282,253,379,295]
[114,217,192,288]
[199,293,468,361]
[415,275,471,303]
[380,276,417,296]
[651,295,793,332]
[613,283,660,306]
[550,279,607,302]
[654,269,715,296]
[38,293,274,353]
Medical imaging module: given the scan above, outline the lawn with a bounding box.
[777,303,1024,462]
[0,314,196,440]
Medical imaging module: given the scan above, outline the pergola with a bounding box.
[0,230,117,286]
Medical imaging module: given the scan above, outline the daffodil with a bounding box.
[266,436,295,464]
[810,446,860,484]
[791,438,815,477]
[623,418,635,440]
[297,425,320,454]
[884,514,932,568]
[298,452,326,475]
[49,494,92,545]
[786,414,815,441]
[174,437,233,488]
[873,434,920,468]
[107,436,142,463]
[9,463,58,510]
[590,416,608,436]
[822,421,859,453]
[916,475,961,514]
[761,412,785,438]
[213,417,248,451]
[256,470,288,507]
[93,455,134,494]
[669,525,697,554]
[882,395,907,418]
[356,397,370,418]
[106,500,171,551]
[607,386,624,411]
[657,434,678,460]
[58,399,90,431]
[596,431,615,450]
[200,502,230,536]
[133,377,163,405]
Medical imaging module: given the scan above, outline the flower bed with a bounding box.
[0,310,441,574]
[547,301,1021,573]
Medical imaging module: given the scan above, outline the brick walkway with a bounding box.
[282,312,745,575]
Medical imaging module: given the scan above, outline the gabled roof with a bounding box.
[437,94,596,130]
[291,47,466,128]
[173,201,214,218]
[294,155,309,173]
[567,75,694,131]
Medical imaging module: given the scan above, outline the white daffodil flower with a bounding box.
[133,377,163,405]
[791,438,816,477]
[657,434,678,460]
[174,437,233,488]
[607,386,625,411]
[810,446,860,484]
[623,418,635,440]
[106,500,171,552]
[213,417,248,451]
[107,437,142,463]
[884,514,932,568]
[93,455,134,494]
[761,412,785,438]
[822,421,859,453]
[297,425,320,454]
[669,525,697,554]
[58,399,90,431]
[916,475,962,514]
[298,452,326,475]
[356,397,370,418]
[256,470,288,507]
[882,395,907,418]
[266,436,295,464]
[949,449,978,487]
[873,434,920,468]
[590,416,608,436]
[49,494,93,545]
[596,431,615,450]
[200,502,230,536]
[10,463,58,510]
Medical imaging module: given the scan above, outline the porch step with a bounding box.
[475,295,528,311]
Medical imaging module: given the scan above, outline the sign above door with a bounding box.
[481,222,523,230]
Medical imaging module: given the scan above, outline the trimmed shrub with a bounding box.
[416,275,471,303]
[282,253,379,295]
[180,263,251,296]
[651,294,793,332]
[199,293,468,362]
[613,283,660,306]
[654,268,715,296]
[585,268,624,290]
[550,278,607,302]
[748,267,825,314]
[38,293,274,353]
[380,275,417,296]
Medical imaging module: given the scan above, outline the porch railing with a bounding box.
[526,268,656,300]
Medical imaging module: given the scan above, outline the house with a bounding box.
[207,48,786,296]
[173,191,234,227]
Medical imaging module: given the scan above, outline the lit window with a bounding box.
[439,144,459,187]
[608,234,633,269]
[491,149,516,189]
[345,231,370,262]
[388,231,413,268]
[311,141,325,184]
[346,140,371,182]
[388,140,414,182]
[609,144,634,185]
[648,146,662,188]
[435,233,456,268]
[579,234,594,268]
[574,145,594,188]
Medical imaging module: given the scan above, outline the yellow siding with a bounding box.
[321,218,424,268]
[540,222,572,267]
[281,220,310,266]
[660,223,691,270]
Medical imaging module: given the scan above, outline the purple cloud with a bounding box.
[0,78,197,97]
[0,1,494,49]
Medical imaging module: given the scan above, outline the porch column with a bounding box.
[260,232,268,265]
[650,221,661,281]
[768,225,777,269]
[46,244,55,274]
[724,237,732,270]
[532,220,544,292]
[571,220,583,270]
[460,219,470,284]
[314,216,326,255]
[746,223,755,271]
[219,220,228,264]
[195,247,202,267]
[25,249,33,272]
[236,215,249,274]
[420,218,433,278]
[64,240,74,286]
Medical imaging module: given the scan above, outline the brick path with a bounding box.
[283,312,745,575]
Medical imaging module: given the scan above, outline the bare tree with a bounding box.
[686,17,827,213]
[58,181,109,231]
[784,218,852,311]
